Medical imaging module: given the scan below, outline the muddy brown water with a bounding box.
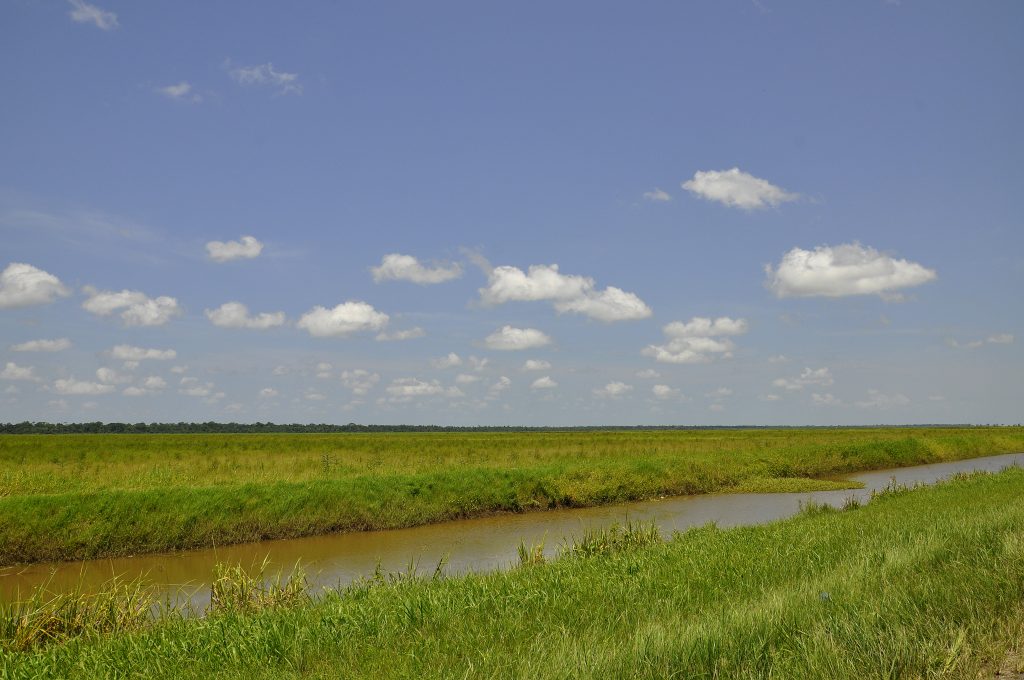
[2,452,1022,609]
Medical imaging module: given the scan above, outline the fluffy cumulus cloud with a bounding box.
[341,369,380,395]
[1,362,39,381]
[484,326,552,351]
[10,338,72,352]
[67,0,118,30]
[228,63,302,95]
[455,373,480,385]
[205,302,285,330]
[82,287,182,326]
[431,353,462,369]
[773,367,834,391]
[479,264,651,322]
[371,254,462,285]
[96,367,131,384]
[521,359,551,371]
[593,382,633,398]
[682,168,798,210]
[205,236,264,262]
[143,376,166,390]
[765,243,937,299]
[530,376,558,390]
[0,263,71,309]
[54,378,115,396]
[110,345,176,361]
[297,302,389,338]
[383,378,462,403]
[652,384,681,400]
[642,316,748,364]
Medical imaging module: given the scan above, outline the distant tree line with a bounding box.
[0,421,986,434]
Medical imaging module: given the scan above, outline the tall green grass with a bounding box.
[1,427,1022,564]
[3,467,1023,678]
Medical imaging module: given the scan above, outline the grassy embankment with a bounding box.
[3,467,1024,678]
[1,427,1022,564]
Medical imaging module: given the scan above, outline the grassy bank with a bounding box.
[3,467,1024,678]
[1,427,1022,564]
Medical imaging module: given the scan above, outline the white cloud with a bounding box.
[271,365,288,376]
[304,391,327,401]
[171,365,188,374]
[0,263,70,309]
[768,355,790,364]
[949,333,1015,349]
[1,362,39,381]
[593,382,633,398]
[635,369,661,379]
[761,393,781,402]
[489,376,512,393]
[180,381,217,398]
[341,369,380,395]
[54,378,115,395]
[480,264,651,322]
[522,359,552,371]
[431,353,462,369]
[812,393,841,406]
[855,390,910,409]
[531,376,558,390]
[96,367,131,384]
[766,243,937,299]
[773,367,834,391]
[468,356,490,371]
[554,286,653,322]
[643,188,671,202]
[205,302,285,330]
[652,384,680,400]
[706,387,733,400]
[259,388,278,398]
[297,302,389,338]
[205,235,263,262]
[82,287,181,326]
[682,168,798,210]
[143,376,166,390]
[376,327,425,342]
[122,386,149,397]
[156,82,197,101]
[709,403,725,412]
[642,316,748,364]
[228,63,302,95]
[68,0,118,30]
[484,325,552,351]
[10,338,71,352]
[455,373,480,385]
[383,378,462,402]
[110,345,176,361]
[371,254,462,285]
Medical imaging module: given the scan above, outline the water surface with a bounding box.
[2,452,1021,607]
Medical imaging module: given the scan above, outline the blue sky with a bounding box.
[1,0,1021,425]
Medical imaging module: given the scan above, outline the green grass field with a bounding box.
[3,467,1024,678]
[1,427,1022,564]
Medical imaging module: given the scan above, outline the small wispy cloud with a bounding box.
[68,0,118,30]
[156,82,200,102]
[227,62,302,95]
[642,188,671,202]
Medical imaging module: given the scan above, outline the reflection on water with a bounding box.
[2,452,1022,607]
